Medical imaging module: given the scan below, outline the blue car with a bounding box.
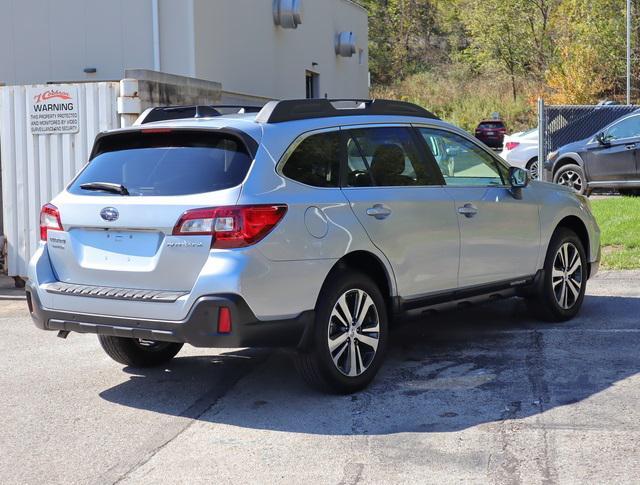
[545,111,640,196]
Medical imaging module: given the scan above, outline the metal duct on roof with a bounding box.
[273,0,302,29]
[335,31,356,57]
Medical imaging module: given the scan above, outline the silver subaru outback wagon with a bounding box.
[27,99,601,393]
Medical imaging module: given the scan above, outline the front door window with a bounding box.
[418,128,507,186]
[604,115,640,142]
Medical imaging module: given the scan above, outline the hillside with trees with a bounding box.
[363,0,637,132]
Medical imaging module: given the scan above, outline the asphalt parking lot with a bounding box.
[1,271,639,485]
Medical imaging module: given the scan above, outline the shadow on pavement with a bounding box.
[100,294,640,435]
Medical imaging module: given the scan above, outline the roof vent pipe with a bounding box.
[273,0,302,29]
[336,32,356,57]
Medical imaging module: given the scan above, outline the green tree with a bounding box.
[547,0,625,103]
[360,0,441,84]
[460,0,533,100]
[524,0,559,76]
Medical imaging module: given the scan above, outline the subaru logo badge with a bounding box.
[100,207,119,222]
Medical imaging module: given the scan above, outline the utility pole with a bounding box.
[627,0,632,105]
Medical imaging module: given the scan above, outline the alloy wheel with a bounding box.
[557,170,583,192]
[327,289,380,377]
[552,242,583,310]
[528,161,539,180]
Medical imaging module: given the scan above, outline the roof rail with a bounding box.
[135,104,264,125]
[254,99,439,124]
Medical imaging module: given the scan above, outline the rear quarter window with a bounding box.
[281,131,340,188]
[68,130,252,196]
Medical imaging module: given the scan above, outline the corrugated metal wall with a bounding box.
[0,82,120,277]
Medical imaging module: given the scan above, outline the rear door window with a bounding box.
[68,130,253,196]
[344,127,443,187]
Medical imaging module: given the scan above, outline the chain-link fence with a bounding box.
[538,103,639,180]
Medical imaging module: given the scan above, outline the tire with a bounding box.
[526,158,539,180]
[553,163,586,195]
[98,335,183,367]
[619,188,640,197]
[526,228,587,322]
[295,269,388,394]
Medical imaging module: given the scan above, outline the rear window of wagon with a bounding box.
[478,122,505,130]
[68,130,252,196]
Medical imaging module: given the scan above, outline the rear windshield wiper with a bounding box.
[79,182,130,196]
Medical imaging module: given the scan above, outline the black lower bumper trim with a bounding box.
[26,285,315,349]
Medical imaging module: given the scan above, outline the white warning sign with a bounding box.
[29,86,79,135]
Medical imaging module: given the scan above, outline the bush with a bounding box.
[370,66,538,134]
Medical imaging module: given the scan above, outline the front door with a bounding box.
[584,114,640,183]
[417,127,541,288]
[340,125,461,299]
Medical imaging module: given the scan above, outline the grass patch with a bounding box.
[590,197,640,270]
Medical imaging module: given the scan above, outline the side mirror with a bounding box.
[595,132,609,145]
[509,166,529,189]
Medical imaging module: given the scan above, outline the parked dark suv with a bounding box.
[475,119,506,148]
[545,111,640,196]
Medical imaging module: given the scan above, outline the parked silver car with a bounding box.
[27,99,601,393]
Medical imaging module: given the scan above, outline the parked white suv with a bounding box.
[27,100,600,393]
[500,128,539,179]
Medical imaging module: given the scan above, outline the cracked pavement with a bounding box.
[1,271,639,484]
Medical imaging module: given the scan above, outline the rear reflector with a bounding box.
[218,307,232,334]
[173,205,288,248]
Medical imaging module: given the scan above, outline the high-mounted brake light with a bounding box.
[141,128,173,134]
[40,203,63,241]
[172,205,288,249]
[505,142,520,151]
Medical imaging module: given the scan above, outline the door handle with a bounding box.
[457,203,478,218]
[625,143,636,150]
[366,204,392,220]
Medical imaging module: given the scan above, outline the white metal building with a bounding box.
[0,0,369,99]
[0,0,369,279]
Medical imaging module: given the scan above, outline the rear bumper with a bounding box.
[476,136,503,147]
[26,284,314,348]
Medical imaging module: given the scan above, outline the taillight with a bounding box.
[172,205,288,249]
[40,203,63,241]
[505,142,520,151]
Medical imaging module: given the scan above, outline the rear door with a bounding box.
[47,129,253,291]
[417,126,540,288]
[340,125,460,299]
[584,114,640,182]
